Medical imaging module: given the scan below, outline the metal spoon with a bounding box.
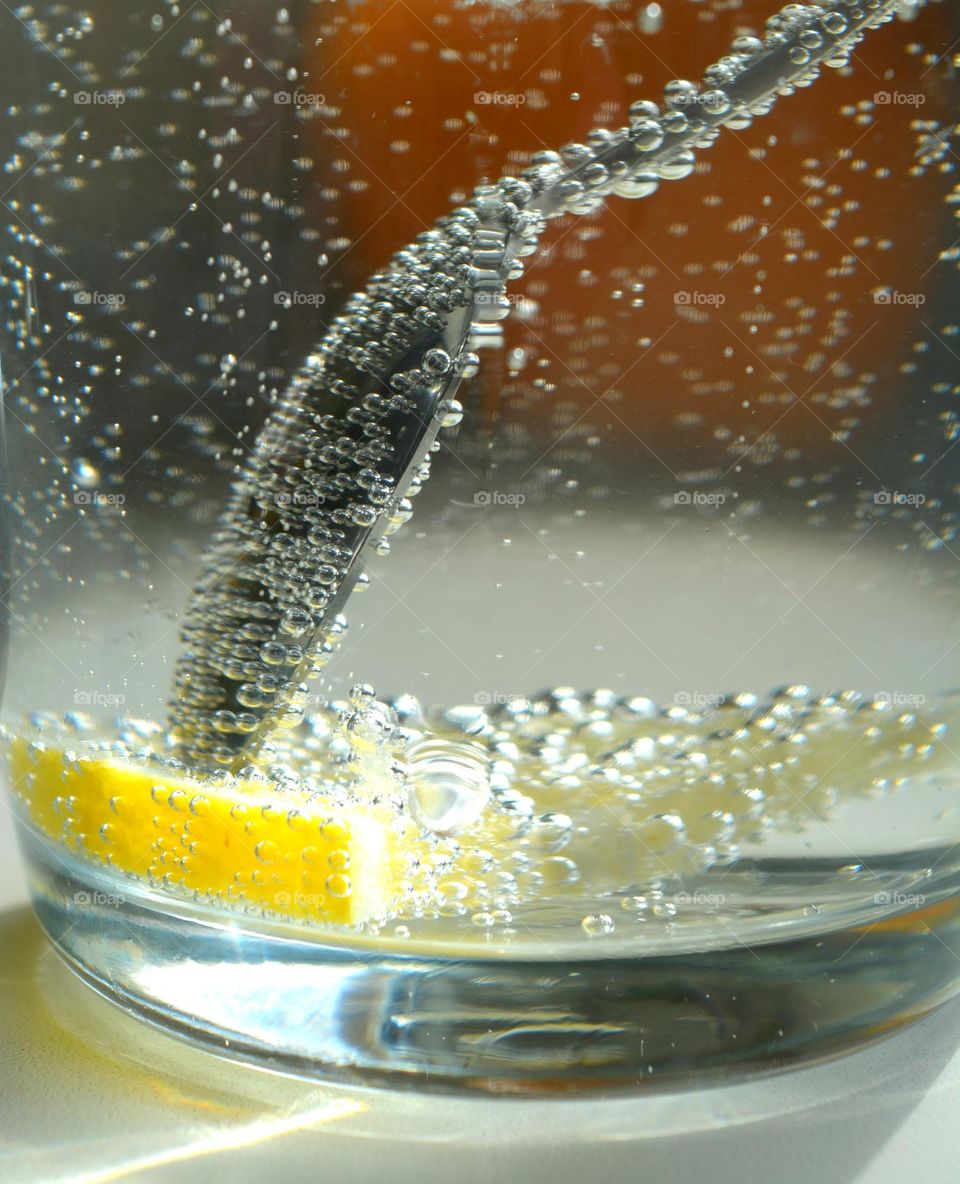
[168,0,905,772]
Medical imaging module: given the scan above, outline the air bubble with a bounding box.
[581,913,615,937]
[407,738,491,834]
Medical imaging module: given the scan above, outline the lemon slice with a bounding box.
[9,739,402,925]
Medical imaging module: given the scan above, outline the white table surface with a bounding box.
[1,820,959,1184]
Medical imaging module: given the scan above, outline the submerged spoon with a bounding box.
[168,0,907,773]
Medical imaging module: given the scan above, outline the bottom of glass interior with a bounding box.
[17,817,960,1094]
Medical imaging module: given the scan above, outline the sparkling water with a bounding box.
[2,0,960,1084]
[11,683,959,945]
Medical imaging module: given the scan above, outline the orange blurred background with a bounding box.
[292,0,957,461]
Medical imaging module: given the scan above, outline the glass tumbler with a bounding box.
[2,0,960,1092]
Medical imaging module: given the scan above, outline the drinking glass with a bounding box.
[2,0,959,1091]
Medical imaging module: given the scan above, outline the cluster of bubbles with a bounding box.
[19,682,956,938]
[522,0,898,220]
[377,682,953,937]
[169,0,903,772]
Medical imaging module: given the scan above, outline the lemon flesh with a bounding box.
[9,739,401,925]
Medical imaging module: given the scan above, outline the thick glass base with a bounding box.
[19,819,960,1095]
